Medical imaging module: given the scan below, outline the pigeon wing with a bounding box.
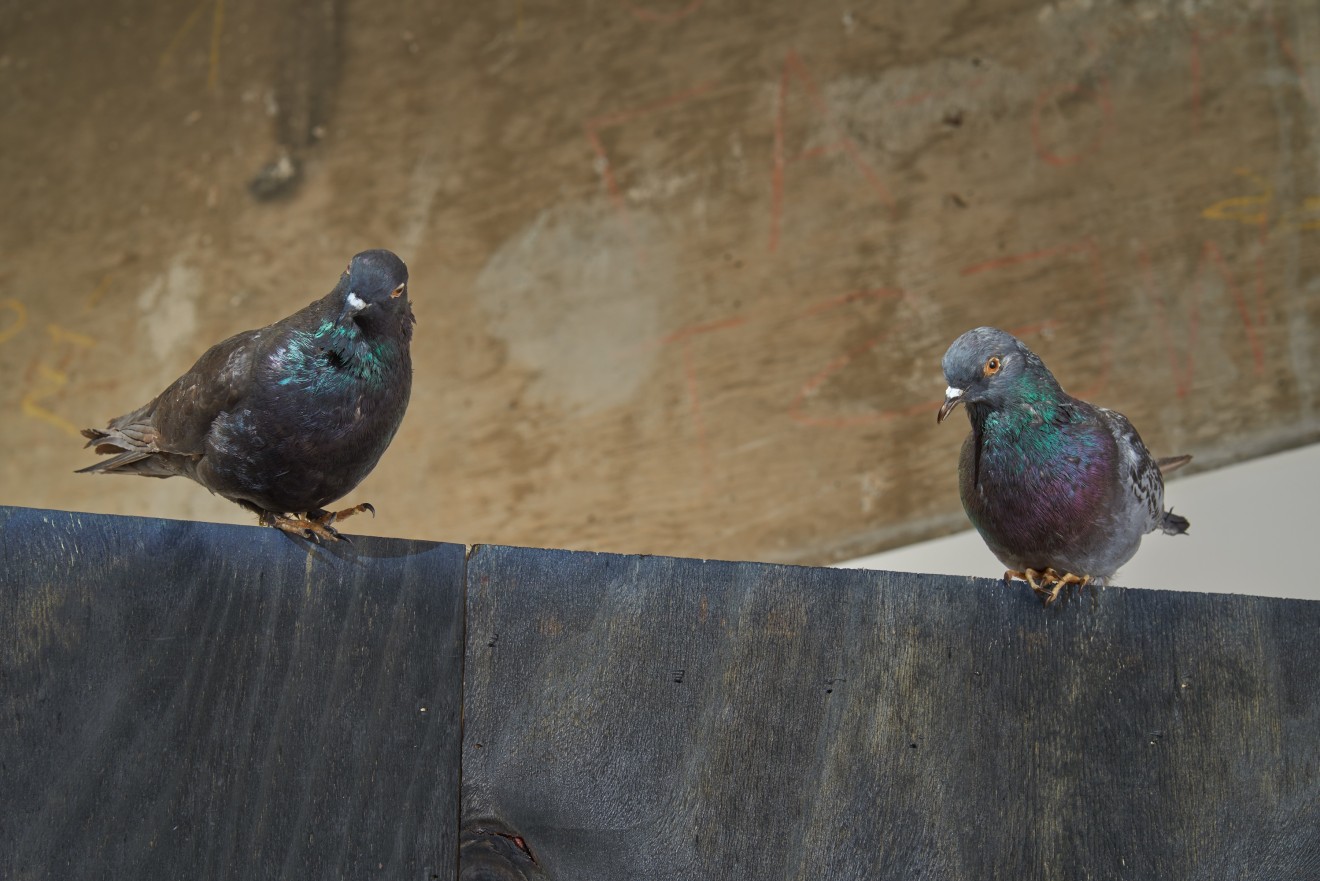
[79,327,272,473]
[1097,406,1165,534]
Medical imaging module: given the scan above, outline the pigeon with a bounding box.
[78,249,414,541]
[936,327,1189,604]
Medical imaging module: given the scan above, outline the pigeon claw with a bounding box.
[345,502,376,520]
[263,502,374,543]
[1004,568,1091,606]
[261,511,345,543]
[291,502,376,542]
[315,501,375,525]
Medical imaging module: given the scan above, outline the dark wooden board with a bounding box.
[5,508,1317,879]
[0,506,465,880]
[462,545,1320,880]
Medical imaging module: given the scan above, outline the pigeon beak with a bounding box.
[937,387,965,424]
[339,292,369,323]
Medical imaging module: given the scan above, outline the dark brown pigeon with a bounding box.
[78,249,414,541]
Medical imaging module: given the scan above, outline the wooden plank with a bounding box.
[462,545,1320,879]
[0,506,464,880]
[2,0,1318,567]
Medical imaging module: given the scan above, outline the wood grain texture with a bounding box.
[3,508,1318,879]
[1,0,1317,566]
[0,506,464,880]
[462,544,1320,880]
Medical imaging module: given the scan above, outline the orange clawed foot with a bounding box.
[260,502,375,543]
[1004,568,1091,606]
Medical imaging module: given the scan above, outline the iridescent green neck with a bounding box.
[973,373,1072,458]
[1011,375,1066,424]
[277,319,394,389]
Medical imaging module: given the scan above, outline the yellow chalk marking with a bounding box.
[21,365,81,437]
[1297,196,1320,231]
[46,323,96,350]
[84,274,113,310]
[1201,170,1272,227]
[158,0,223,92]
[159,0,209,70]
[0,298,27,345]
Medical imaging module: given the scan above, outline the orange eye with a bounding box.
[391,283,406,299]
[983,356,1002,376]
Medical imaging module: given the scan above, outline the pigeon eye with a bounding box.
[984,356,1002,376]
[390,283,405,299]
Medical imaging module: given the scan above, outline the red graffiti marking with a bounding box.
[1143,226,1272,397]
[1190,13,1315,133]
[1266,11,1316,107]
[644,314,750,493]
[1029,78,1114,168]
[1138,247,1196,398]
[787,288,928,428]
[657,314,748,347]
[769,50,895,253]
[1187,20,1266,133]
[1140,236,1267,396]
[584,80,718,241]
[1195,240,1267,374]
[962,239,1112,398]
[1004,319,1063,341]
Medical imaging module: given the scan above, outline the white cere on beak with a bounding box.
[347,292,367,311]
[945,386,963,399]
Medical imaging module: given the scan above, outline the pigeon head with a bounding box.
[937,327,1055,423]
[335,249,414,332]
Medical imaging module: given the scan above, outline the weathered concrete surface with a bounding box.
[1,0,1317,564]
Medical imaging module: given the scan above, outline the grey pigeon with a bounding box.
[937,327,1190,603]
[78,249,414,541]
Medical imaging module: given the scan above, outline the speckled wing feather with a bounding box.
[1097,406,1167,534]
[77,326,277,477]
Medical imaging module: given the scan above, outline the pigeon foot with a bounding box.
[253,503,375,542]
[1004,568,1090,606]
[260,511,346,542]
[304,502,378,541]
[313,502,376,527]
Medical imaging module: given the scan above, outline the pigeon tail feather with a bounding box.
[75,425,176,477]
[1159,508,1190,535]
[73,448,175,477]
[1156,454,1193,475]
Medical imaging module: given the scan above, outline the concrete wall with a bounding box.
[2,0,1318,564]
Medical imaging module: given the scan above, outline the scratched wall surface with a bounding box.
[1,0,1317,564]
